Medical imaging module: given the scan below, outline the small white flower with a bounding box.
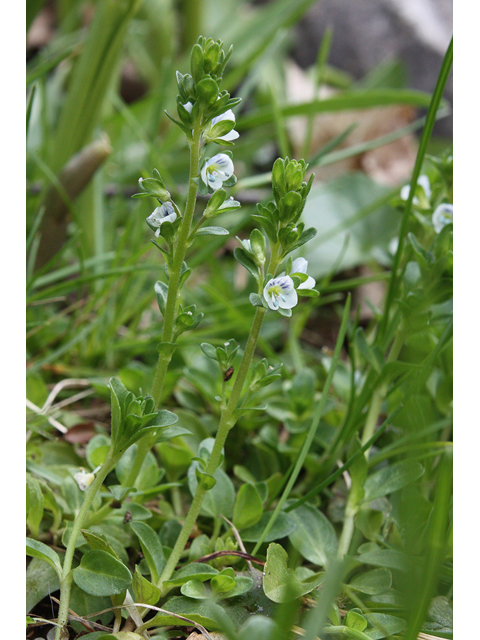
[183,101,193,113]
[73,466,100,491]
[146,202,177,236]
[400,175,431,204]
[290,257,316,290]
[432,203,453,233]
[388,236,399,256]
[201,154,234,190]
[210,109,239,141]
[263,276,298,311]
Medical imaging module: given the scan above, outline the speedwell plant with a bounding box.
[31,36,319,640]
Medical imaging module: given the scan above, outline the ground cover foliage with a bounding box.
[26,2,452,639]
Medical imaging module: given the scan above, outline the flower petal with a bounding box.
[263,276,298,310]
[432,203,453,233]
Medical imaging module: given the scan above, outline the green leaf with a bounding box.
[26,538,62,580]
[240,511,296,542]
[180,579,209,599]
[363,460,425,502]
[140,596,233,632]
[130,521,165,584]
[354,326,382,373]
[349,568,392,595]
[132,566,162,605]
[211,571,236,594]
[165,563,219,588]
[195,226,229,236]
[263,543,324,603]
[233,483,263,530]
[200,342,218,360]
[86,434,111,468]
[72,550,132,596]
[26,474,44,538]
[81,530,119,558]
[26,557,61,613]
[356,547,408,571]
[188,465,235,518]
[345,609,368,631]
[220,575,254,599]
[287,503,338,567]
[154,281,168,317]
[234,247,259,279]
[364,613,406,639]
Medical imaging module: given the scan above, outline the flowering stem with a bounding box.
[54,451,117,640]
[151,119,203,408]
[156,305,267,592]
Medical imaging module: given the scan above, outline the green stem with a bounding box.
[151,120,203,407]
[361,328,405,451]
[122,438,151,490]
[54,452,117,640]
[156,306,267,591]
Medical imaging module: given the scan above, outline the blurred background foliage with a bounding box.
[26,1,452,638]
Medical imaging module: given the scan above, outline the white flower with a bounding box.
[432,203,453,233]
[263,276,298,311]
[400,175,431,204]
[146,202,177,236]
[210,109,239,141]
[290,257,316,290]
[201,154,234,190]
[73,466,100,491]
[183,101,193,113]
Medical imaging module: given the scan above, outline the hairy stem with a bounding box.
[156,306,267,592]
[54,452,116,640]
[151,120,203,407]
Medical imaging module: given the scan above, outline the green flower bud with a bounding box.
[190,43,204,84]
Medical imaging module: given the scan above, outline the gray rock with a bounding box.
[292,0,452,136]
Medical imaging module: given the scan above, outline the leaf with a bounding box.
[364,613,406,639]
[349,568,392,595]
[188,465,235,518]
[211,571,236,594]
[287,503,338,567]
[363,460,424,502]
[81,530,118,558]
[301,174,400,277]
[164,563,219,588]
[233,247,259,279]
[86,434,111,468]
[345,609,368,631]
[140,596,233,632]
[356,547,408,572]
[26,538,62,580]
[195,226,230,236]
[240,511,296,542]
[132,566,162,605]
[130,521,165,584]
[154,281,168,317]
[26,557,61,613]
[220,575,254,599]
[180,580,209,599]
[26,474,44,538]
[263,543,324,603]
[72,550,132,596]
[233,483,264,530]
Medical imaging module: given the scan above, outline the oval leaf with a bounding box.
[287,503,338,567]
[364,460,424,502]
[233,483,263,530]
[72,550,132,596]
[26,538,62,580]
